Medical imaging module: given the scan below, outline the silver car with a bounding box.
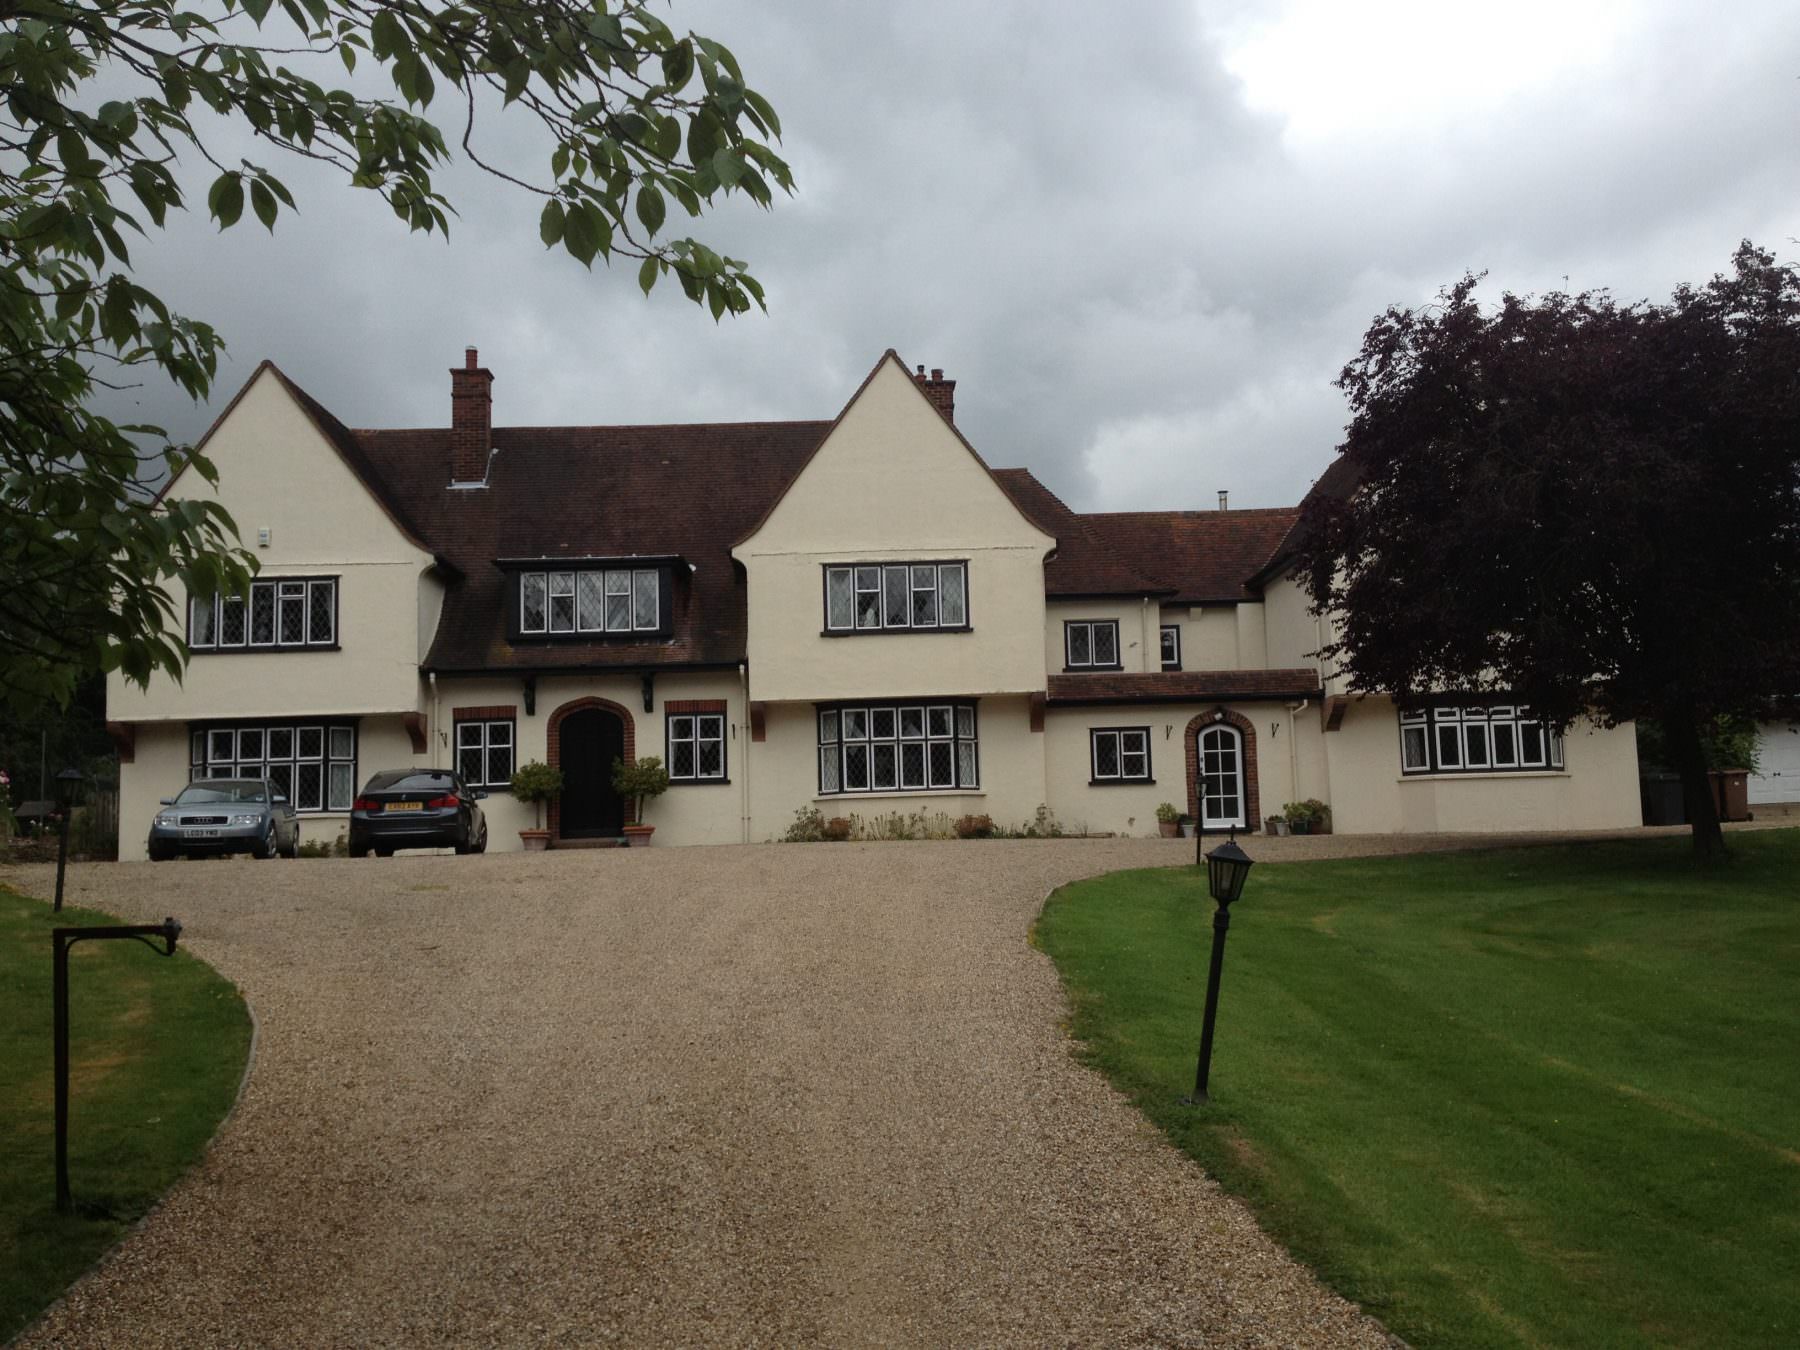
[148,779,300,860]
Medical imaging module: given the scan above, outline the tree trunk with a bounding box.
[1665,709,1726,859]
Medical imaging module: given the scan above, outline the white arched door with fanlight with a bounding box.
[1197,724,1247,830]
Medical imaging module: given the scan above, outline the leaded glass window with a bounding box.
[666,713,726,783]
[190,719,355,812]
[1400,706,1564,775]
[817,701,980,795]
[823,562,969,632]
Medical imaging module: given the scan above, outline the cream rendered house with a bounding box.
[106,349,1642,857]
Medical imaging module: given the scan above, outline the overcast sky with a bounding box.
[108,0,1800,512]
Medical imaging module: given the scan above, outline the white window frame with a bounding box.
[190,577,336,652]
[456,718,515,788]
[1090,727,1152,783]
[1403,705,1566,775]
[666,712,727,783]
[190,719,356,813]
[817,700,980,794]
[1065,619,1122,670]
[1160,625,1181,670]
[823,562,970,633]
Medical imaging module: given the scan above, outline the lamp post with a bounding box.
[52,766,83,914]
[1184,832,1255,1106]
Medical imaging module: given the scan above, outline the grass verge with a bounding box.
[1036,831,1800,1350]
[0,883,251,1341]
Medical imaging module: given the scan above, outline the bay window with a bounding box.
[514,566,669,638]
[190,719,357,811]
[817,701,980,794]
[1400,706,1564,775]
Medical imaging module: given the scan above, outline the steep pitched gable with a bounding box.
[734,350,1054,555]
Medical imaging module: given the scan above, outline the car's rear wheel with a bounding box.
[374,845,394,858]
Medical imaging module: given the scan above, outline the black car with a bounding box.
[349,768,488,857]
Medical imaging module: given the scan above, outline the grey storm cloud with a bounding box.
[103,0,1800,511]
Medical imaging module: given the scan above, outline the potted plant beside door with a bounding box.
[1155,802,1182,838]
[613,755,671,847]
[511,761,563,851]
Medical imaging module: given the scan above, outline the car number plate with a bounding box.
[182,828,222,839]
[385,802,423,812]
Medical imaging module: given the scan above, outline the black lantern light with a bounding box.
[1205,836,1254,906]
[52,766,83,914]
[1186,831,1257,1106]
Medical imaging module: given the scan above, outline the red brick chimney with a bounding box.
[450,347,493,485]
[913,364,955,425]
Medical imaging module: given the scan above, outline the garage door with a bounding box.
[1749,722,1800,804]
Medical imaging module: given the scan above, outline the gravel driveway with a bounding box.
[8,834,1547,1347]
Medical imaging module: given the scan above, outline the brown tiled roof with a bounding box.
[1248,454,1362,588]
[1046,670,1322,706]
[242,361,1323,675]
[1080,508,1300,603]
[990,469,1169,597]
[349,421,830,671]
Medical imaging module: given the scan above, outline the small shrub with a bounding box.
[823,816,853,841]
[612,755,671,825]
[510,761,564,830]
[954,813,995,839]
[297,837,334,859]
[1283,799,1332,833]
[783,806,826,842]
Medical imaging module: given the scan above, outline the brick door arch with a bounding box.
[1184,707,1259,832]
[545,696,636,838]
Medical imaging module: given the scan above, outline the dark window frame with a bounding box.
[666,711,729,784]
[1398,704,1565,776]
[455,717,516,789]
[187,576,340,654]
[815,699,980,795]
[1089,726,1154,784]
[1064,619,1123,671]
[820,561,972,636]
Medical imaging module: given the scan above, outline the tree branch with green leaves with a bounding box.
[0,0,791,715]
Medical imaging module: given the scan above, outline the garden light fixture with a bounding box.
[52,766,83,913]
[1186,831,1256,1107]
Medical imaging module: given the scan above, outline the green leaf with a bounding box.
[250,179,278,231]
[539,198,565,247]
[207,172,244,229]
[638,255,659,295]
[563,202,599,265]
[712,148,742,188]
[635,184,664,237]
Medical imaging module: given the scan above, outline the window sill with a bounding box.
[1063,665,1125,674]
[1089,778,1155,787]
[669,778,732,787]
[1398,770,1569,782]
[819,626,973,638]
[815,789,983,803]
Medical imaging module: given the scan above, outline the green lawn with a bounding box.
[0,885,251,1341]
[1036,831,1800,1350]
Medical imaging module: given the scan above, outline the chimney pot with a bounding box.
[464,347,478,370]
[1218,490,1229,511]
[931,368,943,380]
[912,363,957,425]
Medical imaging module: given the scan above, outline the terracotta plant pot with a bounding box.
[1158,820,1180,838]
[622,824,655,848]
[518,829,551,852]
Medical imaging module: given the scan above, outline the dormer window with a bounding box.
[512,565,671,639]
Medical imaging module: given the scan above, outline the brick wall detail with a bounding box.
[450,347,493,484]
[664,699,727,714]
[453,705,517,721]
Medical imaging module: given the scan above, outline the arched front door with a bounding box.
[558,707,626,838]
[1197,724,1247,830]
